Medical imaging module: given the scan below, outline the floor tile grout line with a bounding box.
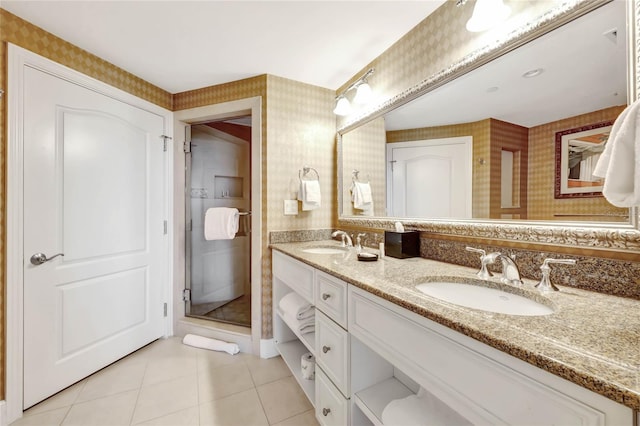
[127,359,148,426]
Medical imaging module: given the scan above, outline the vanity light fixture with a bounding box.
[333,95,353,116]
[333,68,375,115]
[465,0,511,32]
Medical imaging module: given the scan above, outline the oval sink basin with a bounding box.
[416,282,553,316]
[301,247,348,254]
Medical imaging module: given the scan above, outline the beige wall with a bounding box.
[528,105,627,220]
[341,117,387,217]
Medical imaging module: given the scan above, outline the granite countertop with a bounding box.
[271,241,640,411]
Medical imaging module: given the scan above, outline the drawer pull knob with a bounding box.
[322,345,331,353]
[322,293,331,300]
[322,408,331,416]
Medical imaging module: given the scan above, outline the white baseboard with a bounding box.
[260,338,278,359]
[0,400,7,426]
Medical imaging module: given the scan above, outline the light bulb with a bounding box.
[466,0,510,32]
[333,96,352,116]
[354,82,373,104]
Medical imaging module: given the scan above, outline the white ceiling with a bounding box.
[385,0,628,129]
[0,0,447,93]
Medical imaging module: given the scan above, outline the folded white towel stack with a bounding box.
[279,292,314,320]
[182,334,240,355]
[381,387,472,426]
[298,179,321,211]
[204,207,239,240]
[593,101,640,207]
[279,292,315,334]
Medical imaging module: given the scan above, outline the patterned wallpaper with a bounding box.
[262,75,335,337]
[528,105,627,220]
[341,117,387,217]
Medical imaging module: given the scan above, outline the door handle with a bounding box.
[30,252,64,265]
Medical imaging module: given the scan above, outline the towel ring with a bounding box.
[352,169,369,184]
[299,165,320,182]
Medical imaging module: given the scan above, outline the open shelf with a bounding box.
[276,340,316,406]
[276,308,315,354]
[354,377,415,426]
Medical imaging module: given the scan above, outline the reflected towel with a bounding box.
[381,387,472,426]
[593,102,640,207]
[204,207,239,240]
[298,180,321,211]
[182,334,240,355]
[279,292,314,320]
[351,181,373,209]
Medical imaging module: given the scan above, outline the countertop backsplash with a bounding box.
[270,229,640,300]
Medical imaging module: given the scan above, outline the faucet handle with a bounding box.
[465,246,486,256]
[466,246,495,279]
[535,258,577,292]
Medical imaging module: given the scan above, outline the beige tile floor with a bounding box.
[12,337,319,426]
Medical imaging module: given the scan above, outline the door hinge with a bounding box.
[163,220,168,235]
[183,140,191,153]
[160,135,172,152]
[163,302,168,317]
[187,219,192,232]
[182,289,191,302]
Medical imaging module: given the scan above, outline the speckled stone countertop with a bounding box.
[271,241,640,411]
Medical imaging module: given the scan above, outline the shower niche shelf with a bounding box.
[214,175,243,199]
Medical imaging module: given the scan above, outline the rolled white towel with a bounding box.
[204,207,239,240]
[182,334,240,355]
[279,292,314,320]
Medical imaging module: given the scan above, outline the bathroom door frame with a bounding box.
[173,97,264,357]
[5,44,174,424]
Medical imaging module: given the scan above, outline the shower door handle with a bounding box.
[30,252,64,265]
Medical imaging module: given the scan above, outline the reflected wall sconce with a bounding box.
[457,0,511,32]
[333,68,375,116]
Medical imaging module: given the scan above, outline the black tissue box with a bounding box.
[384,231,420,259]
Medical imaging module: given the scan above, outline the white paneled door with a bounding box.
[22,65,167,408]
[387,137,472,218]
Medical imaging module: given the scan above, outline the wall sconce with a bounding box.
[333,68,375,116]
[458,0,511,32]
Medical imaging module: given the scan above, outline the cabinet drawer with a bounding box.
[316,311,349,396]
[316,368,349,426]
[315,270,348,328]
[272,250,314,304]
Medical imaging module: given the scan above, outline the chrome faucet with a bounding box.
[331,230,353,247]
[535,258,576,292]
[466,247,499,279]
[495,254,524,286]
[355,233,366,252]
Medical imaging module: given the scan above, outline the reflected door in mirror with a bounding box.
[387,137,472,217]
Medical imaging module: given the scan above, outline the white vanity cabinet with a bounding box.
[272,250,634,425]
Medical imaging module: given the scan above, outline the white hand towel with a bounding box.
[282,310,315,334]
[351,181,373,209]
[298,180,321,211]
[182,334,240,355]
[593,102,640,207]
[279,292,314,320]
[204,207,239,240]
[381,387,472,426]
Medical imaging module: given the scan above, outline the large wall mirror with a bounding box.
[338,0,640,251]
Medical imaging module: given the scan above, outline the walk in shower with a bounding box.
[185,117,252,327]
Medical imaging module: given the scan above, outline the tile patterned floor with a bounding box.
[12,337,319,426]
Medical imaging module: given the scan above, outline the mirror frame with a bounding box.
[337,0,640,253]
